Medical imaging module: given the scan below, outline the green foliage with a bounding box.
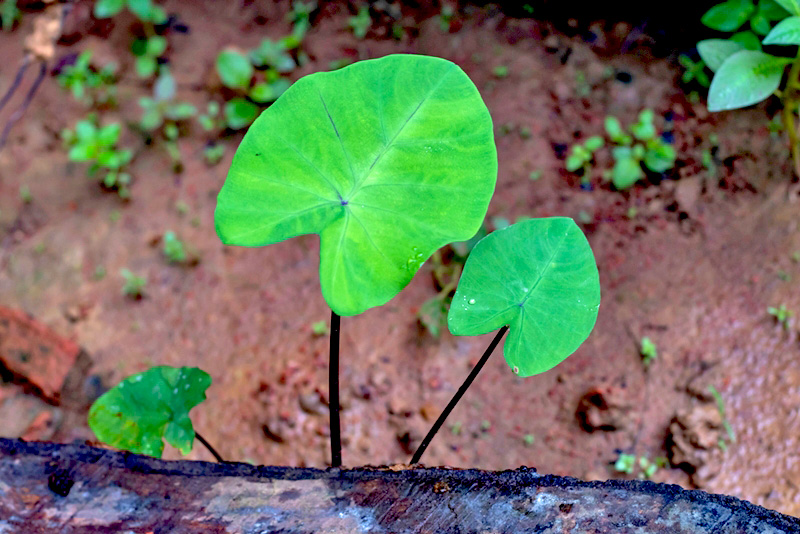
[204,142,225,165]
[94,0,167,22]
[708,385,737,448]
[678,54,711,87]
[120,268,146,298]
[311,320,329,336]
[640,337,657,367]
[439,3,455,32]
[139,70,197,132]
[215,54,497,316]
[565,136,603,173]
[604,111,676,189]
[88,366,211,457]
[62,114,133,197]
[163,231,187,263]
[448,218,600,377]
[58,50,118,106]
[349,6,371,39]
[493,65,509,78]
[217,49,254,90]
[614,452,667,478]
[1,0,20,32]
[131,35,167,78]
[768,303,793,328]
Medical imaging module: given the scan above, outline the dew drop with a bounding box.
[416,253,424,258]
[522,287,529,293]
[513,366,520,375]
[468,298,476,305]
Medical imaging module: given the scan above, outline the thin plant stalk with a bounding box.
[329,310,342,467]
[410,325,509,465]
[195,431,224,463]
[781,49,800,178]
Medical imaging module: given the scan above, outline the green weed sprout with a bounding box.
[768,303,793,329]
[603,110,677,189]
[348,6,371,39]
[1,0,20,31]
[88,366,222,461]
[565,136,604,176]
[139,70,196,172]
[61,114,132,198]
[640,336,657,367]
[57,50,118,106]
[614,452,667,479]
[697,0,800,176]
[163,231,187,263]
[94,0,169,78]
[215,55,498,466]
[120,268,146,299]
[708,385,737,449]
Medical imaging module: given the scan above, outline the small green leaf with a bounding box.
[750,12,772,35]
[215,55,497,316]
[94,0,125,18]
[763,15,800,44]
[217,49,254,90]
[644,143,676,173]
[565,154,584,172]
[730,30,762,50]
[146,36,168,57]
[774,0,800,16]
[447,218,600,377]
[135,56,157,78]
[88,366,211,457]
[604,116,626,143]
[701,0,755,31]
[697,39,745,72]
[708,50,789,111]
[224,97,260,130]
[611,157,643,189]
[165,102,197,120]
[584,136,604,152]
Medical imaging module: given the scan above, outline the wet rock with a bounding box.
[576,384,634,432]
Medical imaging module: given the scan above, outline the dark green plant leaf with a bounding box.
[750,11,772,35]
[217,49,253,90]
[730,30,762,50]
[215,54,497,316]
[701,0,755,31]
[697,39,745,72]
[760,0,791,19]
[774,0,800,16]
[763,15,800,44]
[224,97,260,130]
[88,366,211,457]
[708,50,789,111]
[447,218,600,376]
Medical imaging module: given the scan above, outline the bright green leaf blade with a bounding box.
[708,50,788,111]
[447,218,600,377]
[775,0,800,15]
[216,49,254,90]
[88,366,211,457]
[215,54,497,316]
[611,157,643,189]
[697,39,745,72]
[763,15,800,44]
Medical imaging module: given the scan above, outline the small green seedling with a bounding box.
[493,65,509,78]
[163,231,187,263]
[768,303,793,329]
[792,251,800,263]
[204,142,225,165]
[19,185,31,204]
[565,136,604,176]
[139,70,196,172]
[1,0,20,31]
[697,0,800,176]
[121,268,146,299]
[57,50,118,106]
[88,366,221,461]
[439,3,455,32]
[94,0,168,78]
[614,452,636,474]
[348,5,371,38]
[523,433,535,446]
[640,336,657,367]
[678,54,711,88]
[61,114,133,198]
[708,385,736,449]
[599,111,676,189]
[311,320,329,336]
[614,452,667,479]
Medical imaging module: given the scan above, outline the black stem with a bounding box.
[410,325,509,465]
[195,431,224,463]
[0,56,30,113]
[0,60,47,151]
[329,310,342,467]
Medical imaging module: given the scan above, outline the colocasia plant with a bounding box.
[89,54,600,467]
[697,0,800,176]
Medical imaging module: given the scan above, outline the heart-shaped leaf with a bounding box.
[448,218,600,377]
[88,366,211,457]
[215,54,497,316]
[708,50,789,111]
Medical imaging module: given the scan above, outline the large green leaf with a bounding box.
[447,218,600,377]
[697,39,745,72]
[708,50,789,111]
[763,15,800,44]
[88,366,211,457]
[215,54,497,316]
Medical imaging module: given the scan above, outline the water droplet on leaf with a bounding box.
[468,298,476,304]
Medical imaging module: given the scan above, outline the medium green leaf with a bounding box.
[774,0,800,15]
[730,30,762,50]
[644,144,676,173]
[697,39,745,72]
[763,15,800,44]
[216,49,253,90]
[611,156,643,189]
[88,366,211,457]
[701,0,755,31]
[708,50,789,111]
[94,0,124,18]
[224,97,260,130]
[215,54,497,316]
[760,0,791,19]
[447,218,600,377]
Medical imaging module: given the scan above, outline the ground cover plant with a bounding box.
[697,0,800,176]
[88,53,601,466]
